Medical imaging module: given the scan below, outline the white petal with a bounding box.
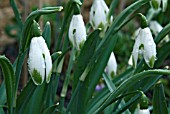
[90,0,109,31]
[36,36,52,83]
[107,52,117,77]
[140,28,156,68]
[128,55,133,66]
[69,14,86,50]
[132,33,141,68]
[28,37,45,85]
[149,21,163,36]
[138,109,150,114]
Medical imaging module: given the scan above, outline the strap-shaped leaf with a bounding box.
[153,83,168,114]
[155,22,170,44]
[18,82,46,114]
[73,29,101,90]
[108,0,119,19]
[42,21,51,49]
[0,82,6,105]
[0,56,15,114]
[16,79,36,114]
[42,104,59,114]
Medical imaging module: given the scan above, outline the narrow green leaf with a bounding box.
[103,73,116,92]
[22,82,46,114]
[42,104,59,114]
[153,83,168,114]
[0,56,15,114]
[9,0,23,30]
[155,22,170,44]
[42,21,51,49]
[115,93,142,114]
[86,89,109,114]
[0,82,6,105]
[55,1,73,51]
[16,79,36,114]
[108,0,119,19]
[73,29,101,90]
[155,42,170,68]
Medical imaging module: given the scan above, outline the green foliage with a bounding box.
[1,0,170,114]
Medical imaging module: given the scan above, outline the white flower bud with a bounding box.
[90,0,111,36]
[28,36,52,85]
[106,52,117,77]
[138,109,150,114]
[69,14,86,50]
[132,27,156,68]
[149,21,169,42]
[128,55,133,66]
[149,21,162,36]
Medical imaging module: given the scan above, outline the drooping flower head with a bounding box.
[69,14,86,50]
[28,36,52,85]
[132,27,157,68]
[90,0,112,37]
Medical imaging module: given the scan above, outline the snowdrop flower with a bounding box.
[132,27,156,68]
[69,14,86,50]
[28,36,52,85]
[138,109,150,114]
[90,0,112,37]
[149,21,169,42]
[106,52,117,77]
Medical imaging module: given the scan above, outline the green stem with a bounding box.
[9,0,23,30]
[59,48,75,111]
[108,0,119,19]
[66,81,82,113]
[14,52,27,107]
[55,1,73,51]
